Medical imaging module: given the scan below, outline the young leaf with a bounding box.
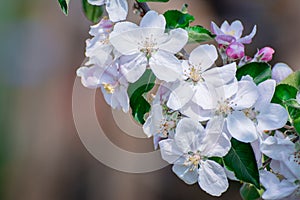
[272,84,298,104]
[137,0,169,2]
[127,69,156,124]
[82,0,104,23]
[279,70,300,89]
[185,25,215,43]
[163,10,194,29]
[223,138,260,188]
[240,183,261,200]
[58,0,70,15]
[236,62,272,84]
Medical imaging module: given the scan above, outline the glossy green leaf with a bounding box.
[128,69,156,124]
[137,0,169,2]
[279,70,300,89]
[58,0,70,15]
[223,138,260,188]
[82,0,104,23]
[185,25,215,43]
[272,84,297,104]
[236,62,272,84]
[164,10,194,29]
[240,183,261,200]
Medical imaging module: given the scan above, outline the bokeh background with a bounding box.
[1,0,300,199]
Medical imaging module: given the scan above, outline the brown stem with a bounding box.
[134,1,151,17]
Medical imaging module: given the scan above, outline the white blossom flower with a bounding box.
[198,78,260,142]
[88,0,128,22]
[159,117,230,196]
[109,11,188,83]
[99,60,129,112]
[167,44,236,111]
[77,65,104,89]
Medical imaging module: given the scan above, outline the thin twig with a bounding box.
[134,1,150,17]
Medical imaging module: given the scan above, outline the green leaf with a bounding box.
[128,69,156,124]
[279,70,300,89]
[164,10,194,29]
[185,25,215,43]
[272,84,298,104]
[82,0,104,23]
[223,138,260,188]
[137,0,169,2]
[58,0,70,15]
[236,62,272,84]
[240,183,261,200]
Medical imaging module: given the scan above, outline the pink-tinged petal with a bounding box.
[227,111,258,143]
[167,81,194,110]
[215,35,236,45]
[238,25,257,44]
[210,21,224,35]
[255,47,275,62]
[77,66,103,89]
[231,79,259,110]
[172,164,198,185]
[271,62,293,83]
[106,0,128,22]
[202,62,237,87]
[220,20,230,32]
[175,118,205,153]
[119,54,147,83]
[189,44,218,72]
[227,20,243,39]
[198,160,229,196]
[89,18,113,36]
[260,136,294,161]
[200,116,231,157]
[159,139,183,164]
[226,42,244,60]
[159,28,188,54]
[257,103,288,131]
[150,50,182,82]
[140,10,166,29]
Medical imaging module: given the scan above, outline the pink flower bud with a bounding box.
[226,42,245,60]
[255,47,275,62]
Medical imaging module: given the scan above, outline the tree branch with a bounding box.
[134,1,151,17]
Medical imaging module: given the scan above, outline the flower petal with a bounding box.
[106,0,128,22]
[167,81,194,110]
[140,10,166,29]
[198,160,229,196]
[159,139,183,164]
[210,21,224,35]
[238,25,257,44]
[189,44,218,71]
[150,50,182,82]
[255,79,276,109]
[227,111,258,142]
[119,54,147,83]
[172,164,198,185]
[227,20,243,39]
[271,62,293,83]
[159,28,188,54]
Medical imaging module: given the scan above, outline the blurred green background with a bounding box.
[0,0,299,199]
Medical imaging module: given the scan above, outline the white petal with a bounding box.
[167,81,194,110]
[257,103,288,131]
[140,10,166,29]
[76,66,103,89]
[106,0,128,22]
[159,139,183,164]
[260,136,294,161]
[175,118,205,153]
[116,85,129,112]
[227,111,258,142]
[200,116,231,157]
[215,79,238,100]
[180,101,213,121]
[159,28,188,54]
[192,83,215,109]
[231,79,258,110]
[255,79,276,109]
[198,160,229,197]
[88,0,105,6]
[119,54,147,83]
[150,50,182,82]
[271,62,293,83]
[142,104,163,137]
[172,164,198,185]
[238,25,257,44]
[210,21,224,35]
[220,21,230,32]
[202,62,237,87]
[228,20,243,39]
[189,44,218,71]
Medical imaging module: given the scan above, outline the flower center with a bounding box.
[184,151,201,171]
[215,99,233,117]
[184,63,204,83]
[227,30,236,36]
[103,83,115,94]
[293,150,300,165]
[243,108,259,124]
[159,120,176,137]
[138,35,158,58]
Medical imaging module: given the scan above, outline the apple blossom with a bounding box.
[159,117,230,196]
[254,47,275,62]
[109,10,188,83]
[226,42,245,60]
[271,62,293,83]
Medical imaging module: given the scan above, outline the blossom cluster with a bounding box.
[74,1,300,199]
